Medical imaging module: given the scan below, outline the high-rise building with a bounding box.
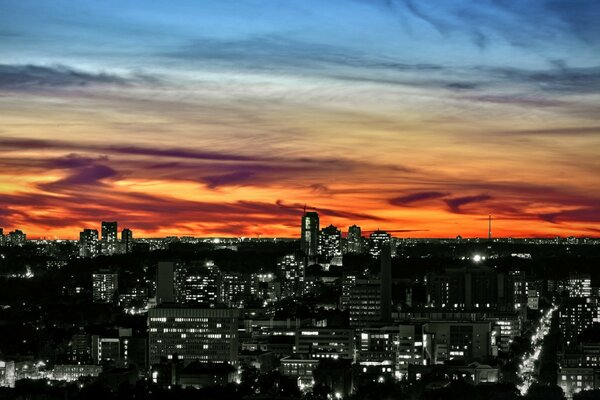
[368,230,391,258]
[148,306,239,365]
[346,225,363,254]
[156,261,176,304]
[101,221,118,255]
[79,229,99,258]
[380,244,392,322]
[92,271,118,303]
[175,262,222,306]
[0,228,4,246]
[6,230,26,246]
[567,273,592,298]
[121,228,133,253]
[348,277,382,327]
[301,212,319,259]
[277,254,304,298]
[318,224,342,259]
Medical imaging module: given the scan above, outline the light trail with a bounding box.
[517,306,558,396]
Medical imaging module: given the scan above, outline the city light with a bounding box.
[517,306,558,396]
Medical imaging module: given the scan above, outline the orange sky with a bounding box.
[1,1,599,239]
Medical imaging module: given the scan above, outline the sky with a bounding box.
[0,0,599,239]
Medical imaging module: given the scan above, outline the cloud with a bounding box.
[445,194,492,213]
[389,191,448,206]
[203,171,255,189]
[0,64,130,91]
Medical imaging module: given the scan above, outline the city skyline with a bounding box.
[1,1,599,239]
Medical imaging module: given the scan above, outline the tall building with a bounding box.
[175,262,222,306]
[156,261,176,304]
[277,254,304,298]
[92,271,118,303]
[348,277,382,327]
[346,225,363,254]
[380,244,392,322]
[0,228,4,246]
[101,221,118,255]
[79,229,99,258]
[318,224,342,259]
[301,211,319,259]
[121,228,133,253]
[368,230,391,258]
[148,306,239,365]
[7,230,26,246]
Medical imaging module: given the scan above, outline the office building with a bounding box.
[148,306,239,365]
[156,261,176,304]
[348,277,382,327]
[368,230,391,258]
[7,229,26,246]
[277,254,304,298]
[560,298,599,348]
[92,271,118,303]
[79,229,99,258]
[301,211,319,259]
[423,321,492,364]
[101,221,118,255]
[346,225,363,254]
[380,244,392,322]
[121,228,133,253]
[295,328,354,359]
[318,224,342,259]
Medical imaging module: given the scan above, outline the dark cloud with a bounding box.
[0,64,128,91]
[445,194,492,213]
[203,171,255,189]
[539,208,600,224]
[389,191,448,206]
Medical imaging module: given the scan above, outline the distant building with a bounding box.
[301,212,319,260]
[6,229,26,246]
[295,328,354,359]
[318,224,342,259]
[348,277,381,327]
[277,254,304,298]
[92,271,118,303]
[175,262,222,306]
[148,306,239,365]
[368,230,391,258]
[121,228,133,253]
[52,365,103,382]
[101,221,118,255]
[156,261,176,304]
[79,229,99,258]
[426,265,515,311]
[346,225,363,254]
[560,298,598,348]
[423,321,492,364]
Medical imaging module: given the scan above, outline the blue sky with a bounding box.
[0,0,599,238]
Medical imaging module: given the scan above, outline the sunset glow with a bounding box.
[1,1,599,238]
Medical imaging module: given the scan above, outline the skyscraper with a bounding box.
[92,271,118,303]
[380,244,392,322]
[368,230,391,258]
[79,229,99,258]
[101,221,118,255]
[318,224,342,259]
[156,261,175,304]
[346,225,363,254]
[122,228,133,253]
[301,211,319,259]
